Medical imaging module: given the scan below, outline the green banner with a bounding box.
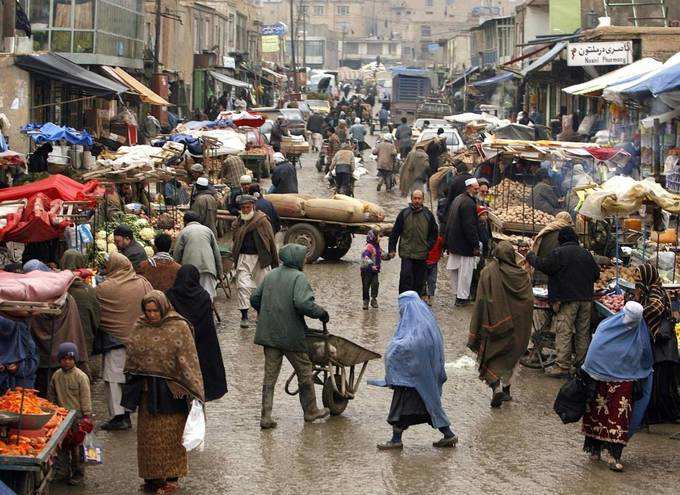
[549,0,581,35]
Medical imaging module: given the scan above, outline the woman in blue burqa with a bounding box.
[581,301,653,472]
[371,291,457,449]
[0,315,38,394]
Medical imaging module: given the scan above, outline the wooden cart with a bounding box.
[0,411,77,495]
[285,324,381,415]
[487,210,547,236]
[280,217,393,263]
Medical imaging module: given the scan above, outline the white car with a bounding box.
[416,127,465,154]
[411,118,450,142]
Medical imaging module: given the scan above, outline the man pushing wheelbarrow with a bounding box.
[250,243,331,429]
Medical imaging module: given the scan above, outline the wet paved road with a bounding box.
[55,137,679,495]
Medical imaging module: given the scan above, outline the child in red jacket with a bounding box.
[425,235,445,306]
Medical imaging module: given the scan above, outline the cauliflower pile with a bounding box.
[94,215,160,264]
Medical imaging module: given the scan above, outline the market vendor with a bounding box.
[113,224,149,272]
[529,169,562,216]
[119,182,151,214]
[0,315,38,394]
[220,154,248,188]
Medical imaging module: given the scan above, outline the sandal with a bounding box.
[377,440,403,450]
[155,481,179,494]
[608,459,624,472]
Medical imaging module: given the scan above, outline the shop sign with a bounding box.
[567,41,633,66]
[262,35,280,53]
[261,22,287,36]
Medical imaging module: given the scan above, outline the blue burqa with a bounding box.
[582,311,654,436]
[0,316,38,392]
[369,291,450,428]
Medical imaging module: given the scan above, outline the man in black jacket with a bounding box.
[442,161,472,220]
[271,152,299,194]
[526,226,600,378]
[307,112,327,152]
[445,178,480,306]
[113,225,148,272]
[250,184,281,234]
[388,190,438,295]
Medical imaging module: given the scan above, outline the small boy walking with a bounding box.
[361,230,384,309]
[48,342,93,486]
[424,235,445,306]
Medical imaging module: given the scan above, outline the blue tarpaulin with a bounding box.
[471,71,517,87]
[153,134,203,155]
[626,53,680,96]
[21,123,93,146]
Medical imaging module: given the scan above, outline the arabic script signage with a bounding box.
[567,41,633,66]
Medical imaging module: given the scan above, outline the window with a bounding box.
[337,5,349,15]
[425,0,433,6]
[336,21,350,32]
[388,43,397,55]
[53,0,72,28]
[344,42,359,54]
[367,43,381,55]
[313,5,323,15]
[421,25,431,37]
[300,5,308,15]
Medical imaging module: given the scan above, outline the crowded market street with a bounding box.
[52,140,679,495]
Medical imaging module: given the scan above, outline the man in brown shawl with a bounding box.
[468,241,533,408]
[530,211,572,285]
[95,253,153,430]
[399,145,430,197]
[60,250,100,379]
[137,233,181,291]
[231,194,278,328]
[123,291,204,494]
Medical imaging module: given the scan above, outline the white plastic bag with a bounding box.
[182,400,205,452]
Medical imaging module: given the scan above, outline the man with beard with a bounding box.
[231,195,279,328]
[388,190,438,295]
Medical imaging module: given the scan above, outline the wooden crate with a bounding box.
[488,211,546,235]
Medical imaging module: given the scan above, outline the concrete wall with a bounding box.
[0,56,31,154]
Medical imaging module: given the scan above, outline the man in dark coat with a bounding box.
[443,161,472,221]
[526,226,600,378]
[113,224,148,272]
[530,169,562,215]
[388,190,438,295]
[445,178,481,306]
[249,184,281,233]
[271,152,299,194]
[251,244,330,429]
[190,177,219,237]
[426,129,448,175]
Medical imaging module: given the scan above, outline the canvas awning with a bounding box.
[15,53,127,97]
[448,66,479,87]
[603,52,680,102]
[471,71,517,88]
[562,58,662,96]
[209,71,252,89]
[101,66,170,106]
[262,67,286,80]
[521,42,568,77]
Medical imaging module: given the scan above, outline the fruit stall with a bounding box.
[0,389,76,494]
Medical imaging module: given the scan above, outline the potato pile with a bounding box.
[600,294,624,312]
[491,179,529,208]
[493,205,555,226]
[595,266,637,292]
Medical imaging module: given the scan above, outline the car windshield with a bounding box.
[280,109,303,121]
[414,119,448,130]
[420,130,459,146]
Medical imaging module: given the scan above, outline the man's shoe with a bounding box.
[433,434,458,448]
[544,366,570,378]
[100,415,130,431]
[67,473,85,486]
[363,300,369,310]
[454,298,470,307]
[240,318,249,328]
[370,298,378,308]
[502,385,512,402]
[490,390,504,408]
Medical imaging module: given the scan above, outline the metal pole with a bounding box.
[153,0,162,74]
[302,0,307,70]
[289,0,299,92]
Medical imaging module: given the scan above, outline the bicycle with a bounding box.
[520,294,557,370]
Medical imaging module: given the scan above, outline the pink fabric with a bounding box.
[585,147,629,162]
[0,270,75,302]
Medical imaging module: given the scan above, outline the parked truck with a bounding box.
[390,69,434,124]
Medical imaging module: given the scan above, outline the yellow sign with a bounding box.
[262,35,279,53]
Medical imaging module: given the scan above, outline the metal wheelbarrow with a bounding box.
[285,323,381,415]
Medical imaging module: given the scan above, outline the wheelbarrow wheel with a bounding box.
[322,375,349,416]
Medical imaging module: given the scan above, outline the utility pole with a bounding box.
[289,0,299,92]
[302,1,307,70]
[153,0,162,73]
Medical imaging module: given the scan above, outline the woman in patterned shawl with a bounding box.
[123,291,204,495]
[635,263,680,425]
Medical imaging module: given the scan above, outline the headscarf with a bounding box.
[125,290,205,402]
[60,249,86,270]
[636,262,671,337]
[370,291,450,428]
[166,265,228,402]
[0,316,29,364]
[583,301,653,382]
[364,230,382,271]
[23,259,50,272]
[95,253,153,345]
[532,211,573,255]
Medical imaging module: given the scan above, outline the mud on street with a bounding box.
[55,138,680,495]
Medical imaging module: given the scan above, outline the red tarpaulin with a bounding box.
[0,174,102,203]
[0,193,70,243]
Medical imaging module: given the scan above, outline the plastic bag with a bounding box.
[81,432,103,465]
[182,399,205,452]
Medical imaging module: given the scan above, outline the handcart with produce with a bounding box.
[284,323,381,415]
[281,138,309,169]
[0,390,77,495]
